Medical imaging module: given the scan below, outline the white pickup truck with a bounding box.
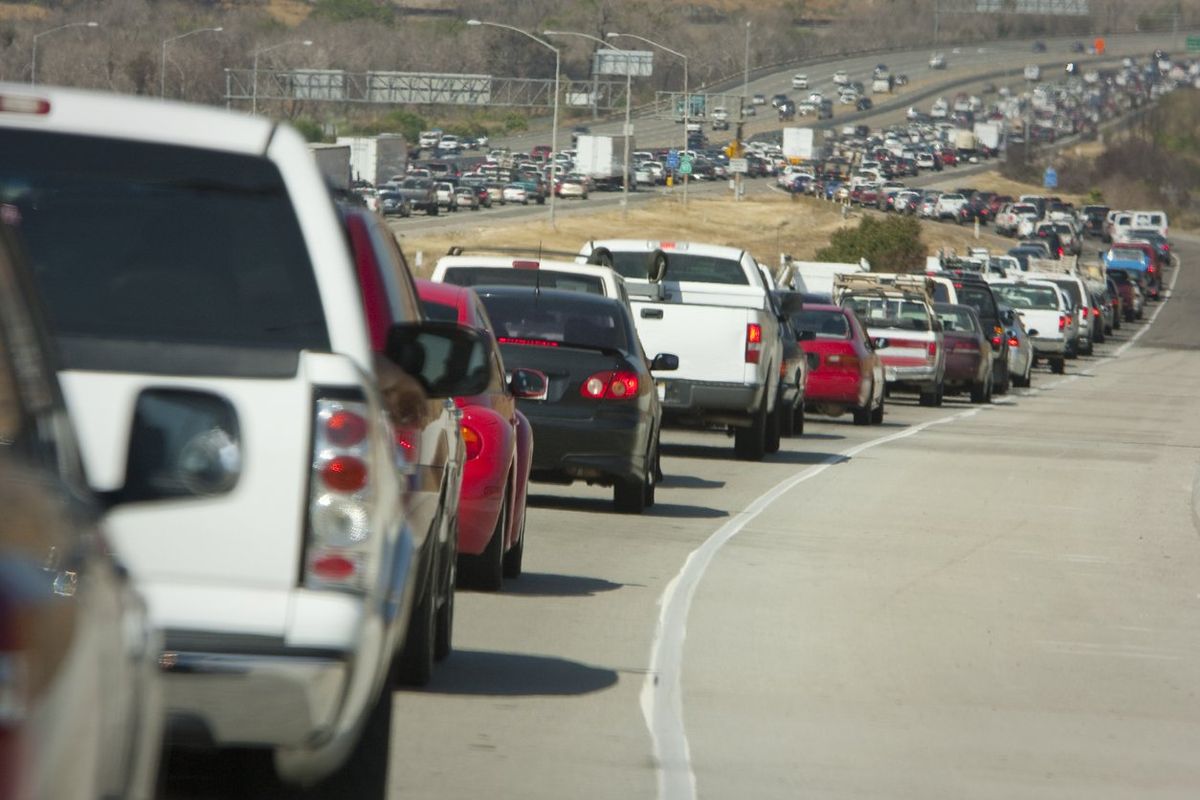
[577,240,788,461]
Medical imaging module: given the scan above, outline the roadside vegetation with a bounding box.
[816,215,928,272]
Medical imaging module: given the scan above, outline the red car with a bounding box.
[792,304,886,425]
[940,148,958,167]
[416,280,534,591]
[934,302,993,403]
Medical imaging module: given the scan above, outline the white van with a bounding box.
[1131,210,1169,238]
[792,74,809,89]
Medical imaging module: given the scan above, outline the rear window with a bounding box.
[1049,279,1082,306]
[607,252,749,285]
[843,297,931,330]
[994,284,1059,310]
[0,129,328,373]
[791,310,849,339]
[441,266,605,295]
[936,307,980,333]
[954,285,998,323]
[421,300,459,322]
[479,294,630,352]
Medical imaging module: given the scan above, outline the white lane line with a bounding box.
[640,405,983,800]
[640,258,1184,800]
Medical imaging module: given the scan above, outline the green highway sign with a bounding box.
[1188,35,1200,53]
[679,155,693,175]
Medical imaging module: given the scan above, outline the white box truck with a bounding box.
[577,134,633,191]
[336,133,409,187]
[308,142,351,192]
[782,127,823,162]
[973,121,1002,157]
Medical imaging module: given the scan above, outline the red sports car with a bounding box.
[791,304,885,425]
[417,280,534,591]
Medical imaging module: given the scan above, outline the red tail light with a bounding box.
[1007,336,1020,347]
[580,371,640,400]
[1059,315,1069,331]
[306,397,376,592]
[1080,307,1090,318]
[1148,265,1156,274]
[825,353,860,370]
[1057,247,1064,257]
[745,323,763,364]
[927,342,938,359]
[461,424,483,459]
[991,335,1002,347]
[498,337,559,348]
[1092,306,1101,318]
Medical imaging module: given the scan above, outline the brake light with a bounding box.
[1092,306,1101,318]
[1059,315,1069,330]
[306,396,376,591]
[1057,247,1064,257]
[1080,307,1090,318]
[462,424,483,460]
[498,337,559,348]
[1148,264,1156,274]
[927,342,938,358]
[512,260,540,270]
[1007,336,1020,347]
[745,323,763,364]
[580,371,640,400]
[991,335,1002,347]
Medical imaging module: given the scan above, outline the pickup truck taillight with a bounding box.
[926,342,938,359]
[305,396,376,592]
[745,323,763,364]
[1059,315,1069,331]
[1080,306,1090,319]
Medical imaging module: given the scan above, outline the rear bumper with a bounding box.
[806,370,864,406]
[525,409,647,483]
[656,378,764,420]
[1031,336,1066,356]
[883,363,938,384]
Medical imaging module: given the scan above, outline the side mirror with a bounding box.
[647,249,669,283]
[798,329,816,341]
[385,321,490,399]
[873,337,890,349]
[509,368,549,400]
[650,353,680,372]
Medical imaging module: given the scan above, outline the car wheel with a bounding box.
[852,405,871,425]
[764,399,782,454]
[428,204,439,216]
[614,473,647,514]
[502,513,524,580]
[460,494,506,591]
[794,404,806,435]
[1095,324,1106,343]
[918,381,941,407]
[734,395,768,461]
[1050,357,1065,374]
[994,360,1010,395]
[394,573,435,686]
[434,516,457,661]
[870,393,885,424]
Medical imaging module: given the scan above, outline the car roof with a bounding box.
[473,285,626,312]
[0,81,272,154]
[582,239,745,261]
[434,255,621,284]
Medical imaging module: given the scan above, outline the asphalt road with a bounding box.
[161,232,1200,799]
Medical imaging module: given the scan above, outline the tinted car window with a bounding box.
[935,306,980,333]
[607,253,749,285]
[480,293,631,352]
[791,310,849,338]
[994,285,1059,310]
[441,267,605,295]
[1,130,328,371]
[421,300,459,323]
[954,285,998,325]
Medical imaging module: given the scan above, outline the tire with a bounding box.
[780,401,796,437]
[460,494,505,592]
[428,204,439,216]
[1050,357,1065,374]
[870,394,885,424]
[306,682,392,798]
[919,381,943,407]
[793,404,806,435]
[502,514,524,579]
[969,378,988,403]
[764,399,782,454]
[734,395,768,461]
[434,552,455,661]
[852,405,871,425]
[644,435,660,508]
[994,360,1010,395]
[613,473,647,514]
[394,574,435,687]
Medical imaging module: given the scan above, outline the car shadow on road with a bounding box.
[527,492,727,519]
[659,473,726,490]
[418,649,619,696]
[661,442,844,466]
[499,572,630,598]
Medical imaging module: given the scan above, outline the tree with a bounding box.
[815,215,928,273]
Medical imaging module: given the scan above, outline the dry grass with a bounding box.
[0,4,50,21]
[263,0,311,26]
[925,168,1090,206]
[394,190,1024,279]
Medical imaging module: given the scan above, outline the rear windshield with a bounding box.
[954,285,997,323]
[843,297,931,330]
[791,310,849,339]
[0,129,328,372]
[420,300,459,323]
[607,251,749,285]
[936,307,980,333]
[441,266,605,295]
[994,284,1059,310]
[479,294,630,352]
[1048,279,1081,306]
[1109,248,1146,262]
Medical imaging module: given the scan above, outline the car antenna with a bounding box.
[535,241,542,296]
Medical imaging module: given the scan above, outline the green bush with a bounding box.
[291,118,326,143]
[815,215,928,273]
[312,0,394,24]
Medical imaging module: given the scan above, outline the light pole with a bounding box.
[743,21,751,105]
[545,29,634,220]
[609,32,689,207]
[31,21,99,86]
[467,20,559,227]
[251,39,313,115]
[161,26,223,99]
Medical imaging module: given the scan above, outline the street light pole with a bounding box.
[468,20,560,228]
[161,26,223,100]
[31,21,99,86]
[251,39,313,115]
[545,29,634,220]
[608,32,689,207]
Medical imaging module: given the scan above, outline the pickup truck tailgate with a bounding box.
[632,282,764,384]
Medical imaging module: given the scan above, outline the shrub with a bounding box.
[816,215,928,273]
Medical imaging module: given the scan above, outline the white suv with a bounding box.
[792,73,809,89]
[934,193,969,221]
[1,83,489,795]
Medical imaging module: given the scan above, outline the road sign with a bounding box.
[1188,35,1200,53]
[679,155,693,175]
[1043,166,1058,189]
[728,158,749,174]
[666,150,680,169]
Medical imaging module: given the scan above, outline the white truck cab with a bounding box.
[577,240,787,461]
